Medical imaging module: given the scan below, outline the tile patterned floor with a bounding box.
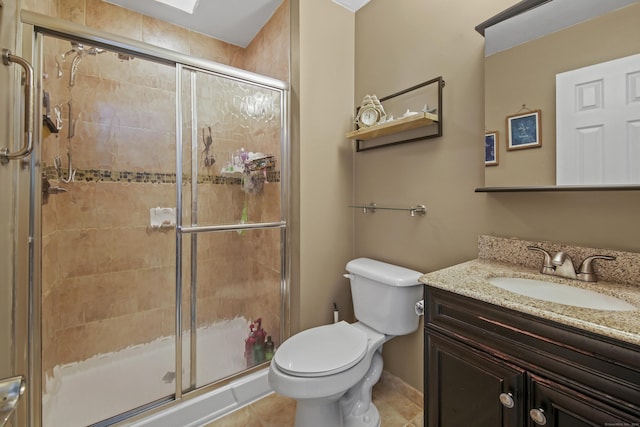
[205,371,423,427]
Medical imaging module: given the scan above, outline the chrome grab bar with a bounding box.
[0,375,26,427]
[2,49,35,164]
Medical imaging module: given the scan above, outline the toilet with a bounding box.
[268,258,423,427]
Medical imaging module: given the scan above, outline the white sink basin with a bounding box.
[488,277,637,311]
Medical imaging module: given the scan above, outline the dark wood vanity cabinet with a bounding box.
[428,332,525,427]
[424,287,640,427]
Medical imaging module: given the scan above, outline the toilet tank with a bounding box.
[345,258,423,336]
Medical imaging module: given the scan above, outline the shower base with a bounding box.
[42,318,270,426]
[124,369,271,427]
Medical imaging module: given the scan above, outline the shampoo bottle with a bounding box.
[253,318,266,363]
[265,336,275,361]
[245,324,256,367]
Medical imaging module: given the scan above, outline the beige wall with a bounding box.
[0,0,19,384]
[290,0,356,334]
[354,0,640,394]
[485,3,640,186]
[352,0,533,392]
[0,129,14,379]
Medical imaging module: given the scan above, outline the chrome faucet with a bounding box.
[551,251,577,280]
[527,246,615,282]
[576,254,616,282]
[527,246,555,275]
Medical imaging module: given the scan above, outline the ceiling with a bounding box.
[105,0,371,48]
[104,0,285,48]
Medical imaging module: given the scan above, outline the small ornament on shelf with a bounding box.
[355,94,386,128]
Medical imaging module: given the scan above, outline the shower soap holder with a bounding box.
[150,207,176,228]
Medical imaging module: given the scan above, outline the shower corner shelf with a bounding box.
[345,112,438,141]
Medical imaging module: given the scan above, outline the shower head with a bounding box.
[60,43,82,60]
[71,42,106,56]
[63,42,106,58]
[55,41,126,82]
[84,46,106,56]
[59,41,107,86]
[117,53,135,61]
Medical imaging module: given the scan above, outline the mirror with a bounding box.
[480,0,640,189]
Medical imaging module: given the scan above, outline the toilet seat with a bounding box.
[274,321,368,378]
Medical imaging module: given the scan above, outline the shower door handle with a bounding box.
[2,49,34,164]
[0,375,25,427]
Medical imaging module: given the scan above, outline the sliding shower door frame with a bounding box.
[19,10,290,427]
[176,64,290,395]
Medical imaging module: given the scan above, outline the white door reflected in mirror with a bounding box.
[556,52,640,185]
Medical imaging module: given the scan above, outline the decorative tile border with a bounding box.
[43,166,280,185]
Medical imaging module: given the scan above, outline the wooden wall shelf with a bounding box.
[348,76,444,152]
[345,112,438,141]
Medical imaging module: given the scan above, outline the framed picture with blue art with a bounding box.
[485,131,498,166]
[506,109,541,150]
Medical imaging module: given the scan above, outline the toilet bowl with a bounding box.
[269,322,389,427]
[268,258,423,427]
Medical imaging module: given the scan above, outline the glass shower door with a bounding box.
[36,28,288,426]
[39,33,178,426]
[179,67,286,389]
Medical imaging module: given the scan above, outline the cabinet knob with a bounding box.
[529,408,547,425]
[499,392,515,408]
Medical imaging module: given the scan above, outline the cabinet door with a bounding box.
[529,374,640,427]
[427,332,525,427]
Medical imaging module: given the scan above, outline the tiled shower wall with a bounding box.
[29,0,289,375]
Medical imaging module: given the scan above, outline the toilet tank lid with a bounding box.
[345,258,422,287]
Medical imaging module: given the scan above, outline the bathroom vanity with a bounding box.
[420,237,640,427]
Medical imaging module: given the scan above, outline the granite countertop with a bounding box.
[419,258,640,346]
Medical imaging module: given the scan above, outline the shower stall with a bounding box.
[8,11,288,427]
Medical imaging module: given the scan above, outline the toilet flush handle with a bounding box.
[414,300,425,316]
[343,273,355,280]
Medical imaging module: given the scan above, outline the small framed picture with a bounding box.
[485,131,499,166]
[506,110,541,150]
